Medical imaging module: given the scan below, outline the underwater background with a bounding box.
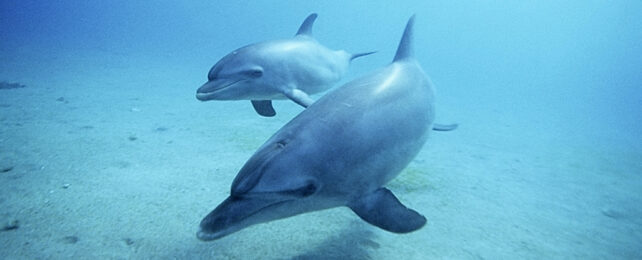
[1,0,641,259]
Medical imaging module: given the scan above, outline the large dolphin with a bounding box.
[198,15,444,241]
[196,13,374,117]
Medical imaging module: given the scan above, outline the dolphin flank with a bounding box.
[197,15,446,241]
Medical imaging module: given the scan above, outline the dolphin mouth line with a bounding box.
[196,79,243,100]
[197,198,293,241]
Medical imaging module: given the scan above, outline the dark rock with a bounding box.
[0,81,26,89]
[602,208,626,219]
[62,235,79,244]
[128,135,137,141]
[55,97,69,104]
[1,219,19,231]
[1,166,13,173]
[123,238,135,246]
[114,161,131,169]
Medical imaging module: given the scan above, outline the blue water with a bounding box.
[1,1,641,259]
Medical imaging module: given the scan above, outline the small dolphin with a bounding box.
[196,13,374,117]
[198,15,445,241]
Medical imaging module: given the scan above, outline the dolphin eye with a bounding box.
[298,182,317,197]
[281,181,317,197]
[245,68,263,78]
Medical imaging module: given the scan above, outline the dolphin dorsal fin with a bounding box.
[393,15,416,62]
[296,13,318,36]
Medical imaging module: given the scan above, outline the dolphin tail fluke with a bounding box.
[432,123,458,131]
[296,13,318,36]
[348,188,426,233]
[351,51,377,61]
[251,100,277,117]
[393,15,416,62]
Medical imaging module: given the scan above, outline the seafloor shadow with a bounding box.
[291,220,378,260]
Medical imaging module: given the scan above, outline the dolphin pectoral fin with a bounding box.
[348,188,426,233]
[350,51,377,61]
[284,89,314,108]
[251,100,277,117]
[432,123,458,131]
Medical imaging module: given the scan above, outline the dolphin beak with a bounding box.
[195,79,242,101]
[197,195,291,241]
[195,81,219,101]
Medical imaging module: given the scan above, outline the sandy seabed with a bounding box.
[1,48,640,259]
